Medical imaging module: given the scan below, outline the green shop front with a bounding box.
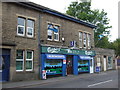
[41,46,95,78]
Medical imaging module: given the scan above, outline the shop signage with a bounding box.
[46,54,66,59]
[96,66,100,72]
[79,56,92,60]
[42,46,95,56]
[63,60,66,64]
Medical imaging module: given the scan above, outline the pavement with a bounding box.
[1,70,118,88]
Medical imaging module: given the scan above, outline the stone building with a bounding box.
[94,48,116,72]
[0,1,96,82]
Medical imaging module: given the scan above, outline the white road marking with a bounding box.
[88,80,113,87]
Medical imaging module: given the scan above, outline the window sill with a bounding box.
[15,35,36,40]
[47,40,61,43]
[16,70,34,73]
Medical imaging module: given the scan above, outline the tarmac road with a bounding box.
[23,70,118,88]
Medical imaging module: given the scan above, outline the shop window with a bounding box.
[79,32,83,48]
[45,59,62,75]
[87,34,91,49]
[27,19,34,37]
[47,24,59,41]
[97,57,101,67]
[17,17,25,36]
[78,60,89,72]
[108,57,112,69]
[26,51,33,71]
[83,33,87,49]
[16,50,24,71]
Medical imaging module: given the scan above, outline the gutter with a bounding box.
[13,2,96,29]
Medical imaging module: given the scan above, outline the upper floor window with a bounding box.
[17,17,35,38]
[79,32,83,48]
[87,34,91,49]
[83,33,87,49]
[27,19,34,37]
[47,24,59,41]
[17,17,25,36]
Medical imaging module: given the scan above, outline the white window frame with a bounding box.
[17,18,25,36]
[16,50,24,72]
[47,29,53,41]
[87,34,91,49]
[26,51,33,71]
[47,24,60,41]
[26,20,34,38]
[79,32,83,48]
[83,33,87,49]
[54,30,59,41]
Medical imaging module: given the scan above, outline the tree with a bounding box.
[66,1,112,47]
[108,39,120,56]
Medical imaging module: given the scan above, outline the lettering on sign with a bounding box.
[47,47,60,53]
[85,51,93,55]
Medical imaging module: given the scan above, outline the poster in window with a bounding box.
[45,59,62,75]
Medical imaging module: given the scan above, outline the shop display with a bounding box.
[78,60,89,72]
[45,59,62,75]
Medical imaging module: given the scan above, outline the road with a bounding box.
[23,70,118,88]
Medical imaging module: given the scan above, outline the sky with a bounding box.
[29,0,119,42]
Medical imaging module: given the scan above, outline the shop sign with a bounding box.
[47,47,60,53]
[96,66,100,72]
[42,46,95,56]
[46,54,66,59]
[63,60,66,64]
[79,56,92,60]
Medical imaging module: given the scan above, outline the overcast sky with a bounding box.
[29,0,119,42]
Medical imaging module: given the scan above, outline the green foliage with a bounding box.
[108,39,120,56]
[66,1,112,48]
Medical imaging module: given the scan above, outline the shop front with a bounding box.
[41,54,66,77]
[41,46,95,78]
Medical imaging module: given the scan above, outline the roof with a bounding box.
[13,1,96,28]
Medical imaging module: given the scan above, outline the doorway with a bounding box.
[66,55,73,75]
[0,55,10,81]
[103,56,107,71]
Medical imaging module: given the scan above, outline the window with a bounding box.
[16,50,34,72]
[54,26,59,41]
[27,19,34,37]
[79,32,83,48]
[26,51,33,71]
[16,50,24,71]
[17,17,25,36]
[97,57,101,66]
[87,34,91,49]
[83,33,87,48]
[108,57,112,69]
[47,29,53,40]
[47,24,59,41]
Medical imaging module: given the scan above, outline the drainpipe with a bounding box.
[38,13,42,79]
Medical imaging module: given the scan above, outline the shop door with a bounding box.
[66,56,73,75]
[104,56,107,71]
[90,59,94,73]
[0,55,10,81]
